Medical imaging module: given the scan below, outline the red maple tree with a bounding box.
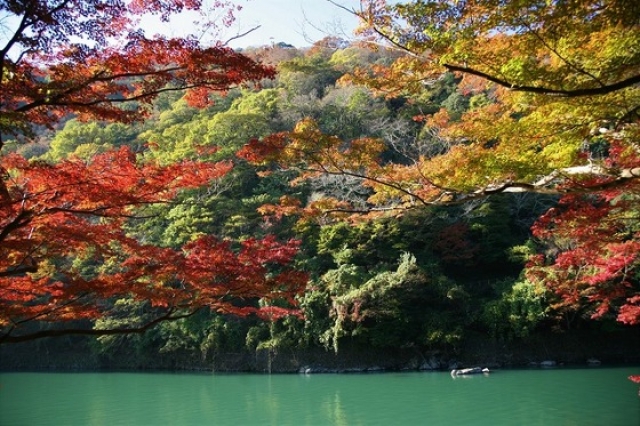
[525,142,640,328]
[0,0,305,344]
[1,0,275,142]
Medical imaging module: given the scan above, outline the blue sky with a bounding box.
[141,0,365,48]
[226,0,363,47]
[0,1,364,54]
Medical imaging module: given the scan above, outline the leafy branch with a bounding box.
[0,308,200,344]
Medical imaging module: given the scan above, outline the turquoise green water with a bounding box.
[1,368,638,425]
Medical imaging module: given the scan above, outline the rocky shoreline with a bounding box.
[2,329,639,373]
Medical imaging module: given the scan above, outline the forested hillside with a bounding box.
[2,39,636,370]
[2,0,639,372]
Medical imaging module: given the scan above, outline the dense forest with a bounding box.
[1,0,639,373]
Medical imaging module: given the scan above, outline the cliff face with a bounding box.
[2,329,639,373]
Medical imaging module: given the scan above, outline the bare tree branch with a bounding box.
[222,25,261,47]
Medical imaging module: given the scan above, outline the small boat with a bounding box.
[451,367,490,376]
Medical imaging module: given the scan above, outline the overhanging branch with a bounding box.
[307,164,640,210]
[450,165,640,203]
[0,308,200,344]
[443,64,640,97]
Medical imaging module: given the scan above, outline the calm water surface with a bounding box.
[1,367,639,425]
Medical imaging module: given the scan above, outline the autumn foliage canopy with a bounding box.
[240,0,640,327]
[0,0,305,343]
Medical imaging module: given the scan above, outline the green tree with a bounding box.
[278,54,342,99]
[44,120,139,161]
[322,253,466,352]
[482,279,549,339]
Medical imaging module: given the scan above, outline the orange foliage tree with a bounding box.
[354,0,640,328]
[0,0,306,344]
[241,1,640,329]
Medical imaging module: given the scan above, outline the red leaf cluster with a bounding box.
[0,1,296,342]
[0,150,306,339]
[1,0,274,143]
[527,189,640,325]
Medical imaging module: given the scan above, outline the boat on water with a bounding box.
[451,367,490,376]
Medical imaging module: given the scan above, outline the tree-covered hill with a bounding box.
[2,0,639,372]
[3,38,636,370]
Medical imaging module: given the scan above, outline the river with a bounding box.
[1,367,638,425]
